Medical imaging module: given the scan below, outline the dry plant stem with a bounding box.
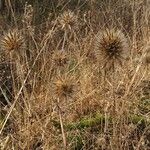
[0,87,11,106]
[57,98,67,150]
[6,0,17,27]
[112,71,119,149]
[1,135,10,150]
[103,72,109,134]
[124,52,147,97]
[134,68,147,90]
[132,1,138,56]
[104,110,109,134]
[62,31,67,51]
[0,29,54,135]
[136,126,150,150]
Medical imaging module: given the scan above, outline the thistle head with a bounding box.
[58,10,78,31]
[1,29,24,53]
[95,28,129,70]
[53,75,75,99]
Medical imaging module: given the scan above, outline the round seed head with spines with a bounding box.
[58,10,78,31]
[54,75,75,99]
[1,29,24,52]
[95,28,129,70]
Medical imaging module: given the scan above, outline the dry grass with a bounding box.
[0,0,150,150]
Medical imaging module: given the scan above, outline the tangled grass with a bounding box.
[0,0,150,150]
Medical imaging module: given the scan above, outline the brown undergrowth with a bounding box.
[0,0,150,150]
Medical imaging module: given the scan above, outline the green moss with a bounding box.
[52,113,150,131]
[130,115,148,125]
[66,113,107,130]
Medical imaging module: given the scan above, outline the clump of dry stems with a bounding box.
[0,1,150,150]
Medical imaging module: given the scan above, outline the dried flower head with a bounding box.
[52,50,68,67]
[95,28,129,70]
[58,10,78,30]
[53,75,75,98]
[1,29,24,53]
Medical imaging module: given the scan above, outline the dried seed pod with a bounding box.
[95,28,129,70]
[58,10,78,31]
[1,29,24,53]
[53,75,76,99]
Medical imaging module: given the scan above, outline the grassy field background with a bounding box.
[0,0,150,149]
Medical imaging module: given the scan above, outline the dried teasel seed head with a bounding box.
[95,28,129,70]
[53,75,76,99]
[58,10,78,31]
[1,29,24,53]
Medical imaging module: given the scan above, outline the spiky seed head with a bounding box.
[54,75,75,98]
[95,28,129,70]
[52,50,68,67]
[1,29,24,53]
[58,10,78,30]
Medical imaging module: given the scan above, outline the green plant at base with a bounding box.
[52,113,150,131]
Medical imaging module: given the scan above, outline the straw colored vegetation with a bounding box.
[0,0,150,150]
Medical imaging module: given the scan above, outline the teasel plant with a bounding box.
[0,29,28,83]
[57,10,79,51]
[1,29,24,54]
[94,28,129,96]
[95,28,130,124]
[95,28,129,73]
[53,74,77,101]
[52,73,78,149]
